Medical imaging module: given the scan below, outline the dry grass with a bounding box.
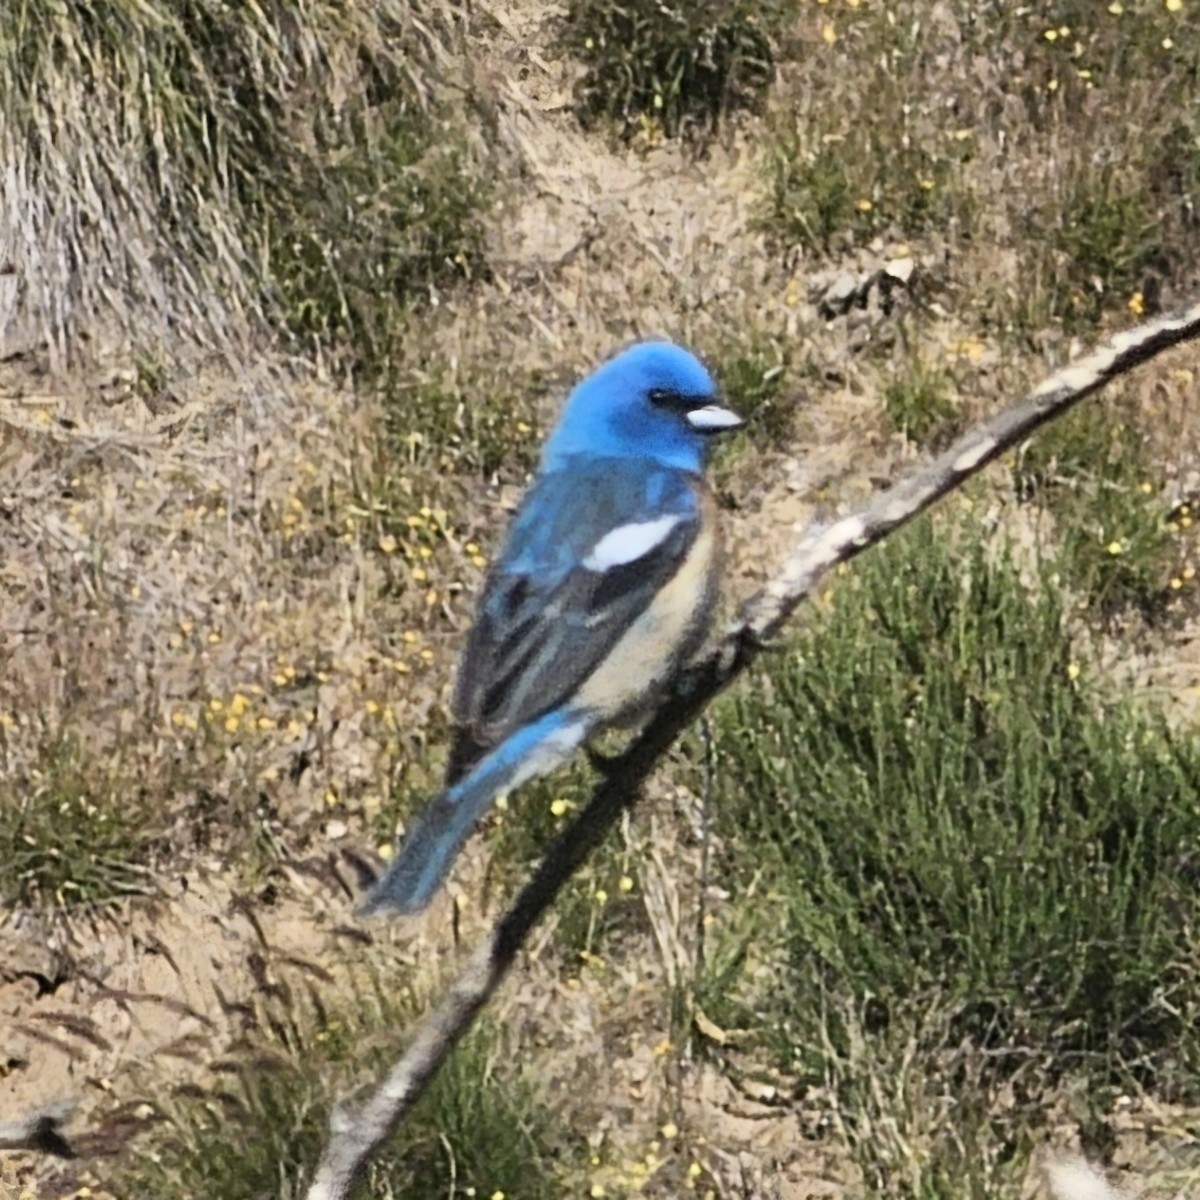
[0,0,485,367]
[761,1,1200,340]
[2,1,1200,1199]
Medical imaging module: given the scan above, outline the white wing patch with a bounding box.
[582,514,685,572]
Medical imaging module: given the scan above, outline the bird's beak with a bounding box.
[686,403,744,433]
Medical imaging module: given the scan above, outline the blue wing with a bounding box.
[446,457,702,781]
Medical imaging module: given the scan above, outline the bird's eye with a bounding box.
[648,391,710,420]
[648,387,696,412]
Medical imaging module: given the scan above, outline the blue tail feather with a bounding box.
[359,712,584,916]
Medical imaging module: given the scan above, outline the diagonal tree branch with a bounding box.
[742,297,1200,642]
[306,295,1200,1200]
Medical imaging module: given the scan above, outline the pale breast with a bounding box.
[572,491,719,722]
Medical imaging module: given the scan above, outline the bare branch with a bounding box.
[743,295,1200,642]
[306,295,1200,1200]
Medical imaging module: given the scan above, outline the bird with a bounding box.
[360,340,743,916]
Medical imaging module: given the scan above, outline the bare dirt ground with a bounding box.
[3,3,1200,1199]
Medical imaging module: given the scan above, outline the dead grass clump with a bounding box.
[0,0,489,367]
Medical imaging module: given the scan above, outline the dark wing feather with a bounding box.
[445,460,700,783]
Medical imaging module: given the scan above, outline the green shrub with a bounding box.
[1024,162,1174,335]
[117,986,569,1200]
[375,361,543,482]
[1014,404,1181,619]
[716,340,792,446]
[883,360,960,448]
[563,0,790,138]
[268,108,489,375]
[0,738,162,908]
[766,119,970,253]
[703,513,1200,1094]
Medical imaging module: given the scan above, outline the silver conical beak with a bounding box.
[686,404,744,432]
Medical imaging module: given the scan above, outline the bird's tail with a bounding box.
[359,712,586,916]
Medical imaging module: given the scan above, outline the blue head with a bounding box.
[540,341,743,474]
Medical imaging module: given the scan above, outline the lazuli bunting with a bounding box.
[362,341,742,916]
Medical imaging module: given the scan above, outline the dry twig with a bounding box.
[306,295,1200,1200]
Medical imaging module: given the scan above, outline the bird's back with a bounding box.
[445,456,716,783]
